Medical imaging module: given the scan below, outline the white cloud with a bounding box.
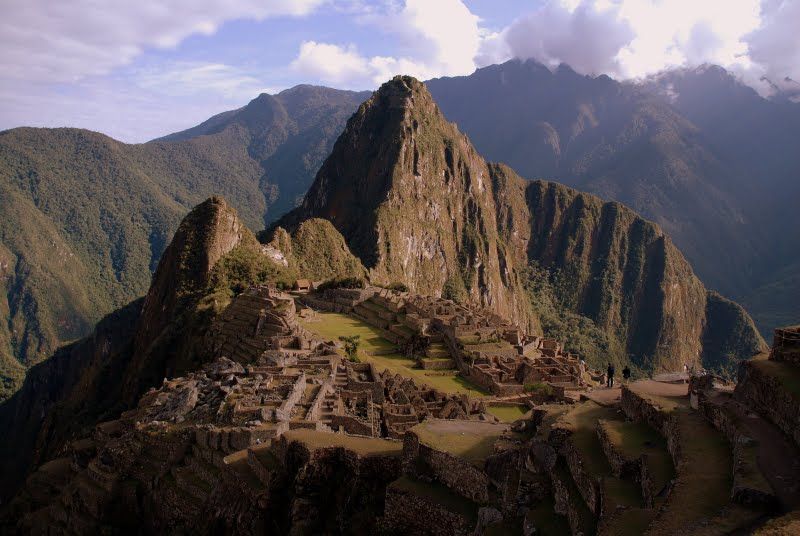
[615,0,761,78]
[0,0,324,84]
[135,62,278,99]
[486,1,635,75]
[289,0,482,88]
[291,42,372,86]
[743,0,800,92]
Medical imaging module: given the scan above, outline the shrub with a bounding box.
[317,277,366,291]
[339,335,361,362]
[524,382,554,396]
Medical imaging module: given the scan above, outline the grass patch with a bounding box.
[487,404,530,422]
[412,419,507,465]
[608,507,657,536]
[647,410,734,535]
[524,497,572,536]
[283,429,403,457]
[302,312,487,396]
[390,476,478,522]
[558,402,617,475]
[524,381,554,395]
[600,419,675,494]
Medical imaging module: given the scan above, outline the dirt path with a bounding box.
[582,387,621,406]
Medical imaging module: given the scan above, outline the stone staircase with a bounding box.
[334,365,349,387]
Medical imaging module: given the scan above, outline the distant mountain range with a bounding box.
[0,86,366,397]
[0,59,795,397]
[426,60,800,335]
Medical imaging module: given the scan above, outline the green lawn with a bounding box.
[412,419,508,465]
[301,312,487,396]
[487,404,530,422]
[283,429,403,457]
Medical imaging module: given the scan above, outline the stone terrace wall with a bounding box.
[620,387,682,465]
[771,326,800,365]
[401,431,491,503]
[735,360,800,449]
[383,482,474,536]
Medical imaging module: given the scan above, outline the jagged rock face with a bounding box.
[279,76,537,331]
[277,76,764,372]
[494,175,705,371]
[125,196,247,403]
[0,197,263,502]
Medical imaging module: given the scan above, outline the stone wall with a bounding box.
[735,360,800,449]
[770,326,800,365]
[401,431,492,504]
[383,481,474,536]
[696,396,777,507]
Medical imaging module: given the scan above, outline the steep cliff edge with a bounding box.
[275,76,765,373]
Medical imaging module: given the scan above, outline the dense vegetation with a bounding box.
[0,86,367,398]
[428,59,800,337]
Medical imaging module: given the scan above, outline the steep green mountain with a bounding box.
[0,194,365,502]
[425,59,798,336]
[0,86,367,398]
[156,85,370,221]
[275,76,765,374]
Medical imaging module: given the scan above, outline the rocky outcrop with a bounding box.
[0,197,278,502]
[123,196,248,404]
[276,76,537,331]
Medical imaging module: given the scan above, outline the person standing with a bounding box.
[622,366,631,383]
[607,363,615,388]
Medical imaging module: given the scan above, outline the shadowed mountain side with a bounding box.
[426,59,799,335]
[275,75,765,374]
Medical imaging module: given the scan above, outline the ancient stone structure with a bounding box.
[301,286,593,398]
[770,325,800,365]
[5,286,796,535]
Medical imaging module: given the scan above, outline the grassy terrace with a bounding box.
[301,312,487,396]
[557,401,651,534]
[411,419,508,465]
[750,353,800,398]
[486,404,530,422]
[599,418,675,496]
[623,381,745,535]
[390,475,478,522]
[283,429,403,457]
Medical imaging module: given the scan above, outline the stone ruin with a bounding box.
[139,285,489,449]
[302,285,595,398]
[8,277,800,535]
[770,325,800,365]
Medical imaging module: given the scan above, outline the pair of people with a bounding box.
[607,363,631,387]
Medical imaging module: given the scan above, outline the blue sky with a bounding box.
[0,0,796,142]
